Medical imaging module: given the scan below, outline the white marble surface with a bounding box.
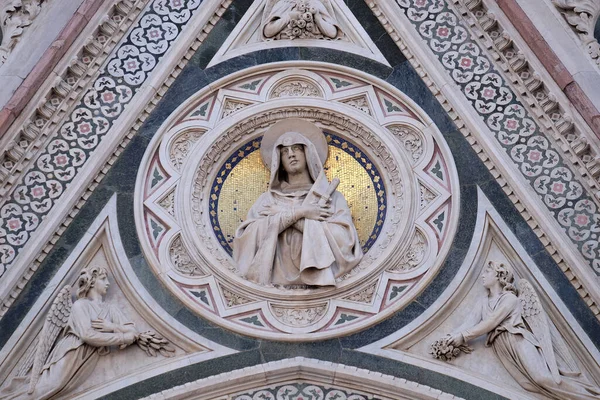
[0,0,84,108]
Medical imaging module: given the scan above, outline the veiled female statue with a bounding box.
[0,265,173,400]
[446,261,600,399]
[233,119,363,286]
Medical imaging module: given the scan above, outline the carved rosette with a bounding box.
[135,64,459,340]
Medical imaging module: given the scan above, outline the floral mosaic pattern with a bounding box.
[396,0,600,272]
[0,0,204,277]
[233,383,378,400]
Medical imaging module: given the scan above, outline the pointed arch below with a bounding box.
[141,356,462,400]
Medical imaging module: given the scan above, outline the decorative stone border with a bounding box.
[3,0,599,327]
[449,0,600,198]
[0,0,145,190]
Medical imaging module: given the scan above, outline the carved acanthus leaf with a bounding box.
[158,190,175,217]
[553,0,600,65]
[419,183,437,210]
[271,305,327,326]
[344,282,377,304]
[387,125,424,164]
[221,99,251,118]
[389,230,426,272]
[169,131,204,171]
[340,96,372,116]
[270,80,322,98]
[169,236,205,276]
[553,0,600,36]
[221,286,254,307]
[0,0,46,65]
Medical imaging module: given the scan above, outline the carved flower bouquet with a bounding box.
[430,335,472,361]
[136,331,176,357]
[286,1,317,39]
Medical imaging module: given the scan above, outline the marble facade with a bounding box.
[0,0,599,399]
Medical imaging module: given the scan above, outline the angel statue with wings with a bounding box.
[0,265,174,400]
[442,261,600,399]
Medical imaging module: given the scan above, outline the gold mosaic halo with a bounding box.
[260,118,329,168]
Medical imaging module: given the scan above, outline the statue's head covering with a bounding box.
[261,119,329,194]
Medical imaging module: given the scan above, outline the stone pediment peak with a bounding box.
[207,0,391,68]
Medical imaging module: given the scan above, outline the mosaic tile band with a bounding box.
[395,0,600,272]
[0,0,204,277]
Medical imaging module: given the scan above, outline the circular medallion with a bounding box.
[135,63,459,340]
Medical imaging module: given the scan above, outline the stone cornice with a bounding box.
[453,0,600,196]
[0,0,142,195]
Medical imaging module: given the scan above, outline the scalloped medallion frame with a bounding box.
[134,62,460,341]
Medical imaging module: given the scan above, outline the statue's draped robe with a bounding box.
[0,299,134,400]
[233,132,362,286]
[463,292,600,400]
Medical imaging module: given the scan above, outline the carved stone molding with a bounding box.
[449,0,600,203]
[135,64,459,340]
[0,0,143,196]
[553,0,600,67]
[0,0,47,65]
[269,78,323,98]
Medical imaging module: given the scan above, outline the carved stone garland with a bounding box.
[0,0,47,65]
[553,0,600,67]
[135,66,459,340]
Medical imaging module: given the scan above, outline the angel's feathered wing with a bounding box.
[28,285,72,394]
[518,279,561,384]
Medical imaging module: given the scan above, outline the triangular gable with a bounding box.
[207,0,390,67]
